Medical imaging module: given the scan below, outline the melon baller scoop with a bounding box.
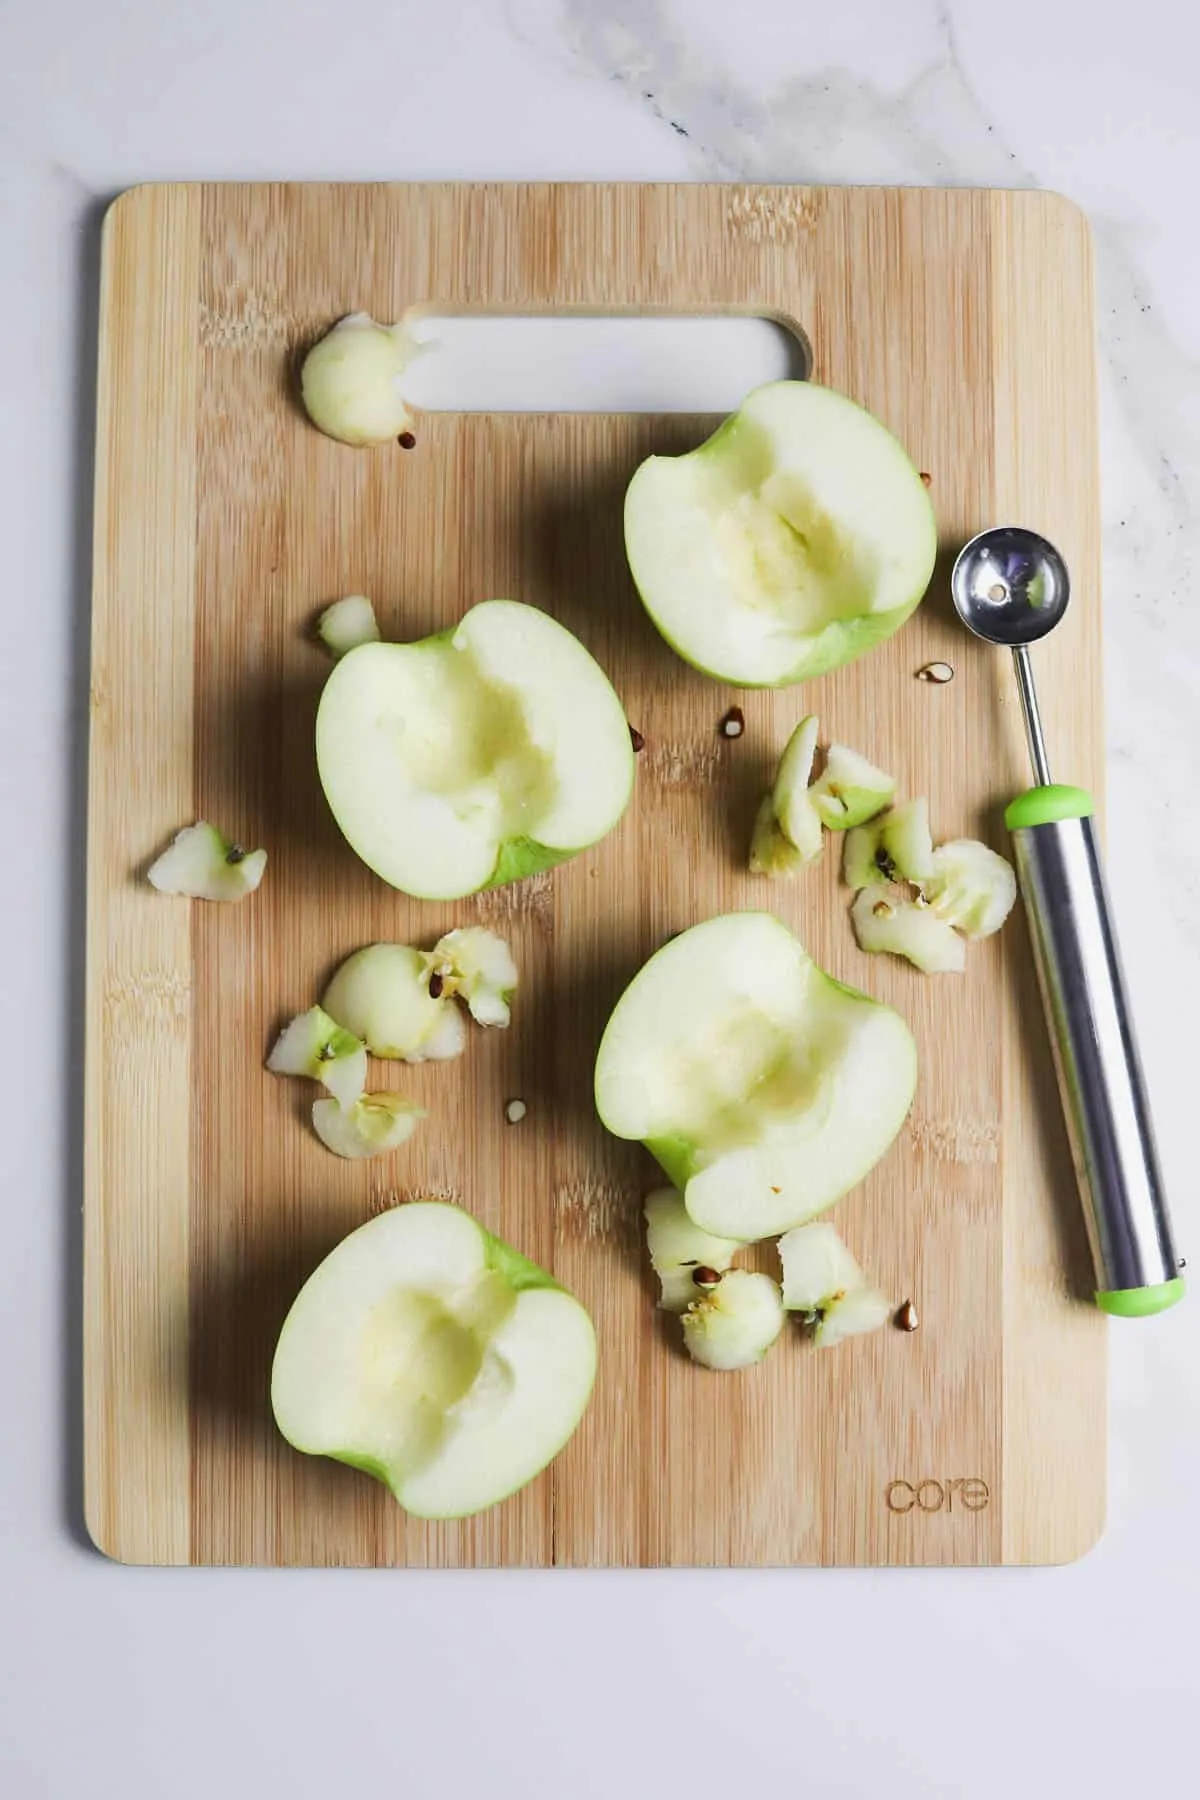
[950,526,1183,1316]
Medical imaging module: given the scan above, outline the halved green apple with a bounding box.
[594,913,917,1241]
[316,601,635,900]
[271,1202,596,1519]
[624,381,936,687]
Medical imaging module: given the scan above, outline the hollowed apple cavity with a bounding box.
[624,382,936,687]
[595,913,917,1241]
[316,601,635,900]
[271,1203,596,1519]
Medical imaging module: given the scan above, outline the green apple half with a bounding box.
[271,1202,596,1519]
[624,381,937,687]
[316,601,635,900]
[594,913,917,1240]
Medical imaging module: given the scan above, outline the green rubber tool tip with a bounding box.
[1005,784,1096,831]
[1095,1277,1186,1318]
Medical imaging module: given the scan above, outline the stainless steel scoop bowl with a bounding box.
[952,526,1070,786]
[950,526,1183,1317]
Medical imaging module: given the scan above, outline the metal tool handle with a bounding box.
[1007,789,1183,1314]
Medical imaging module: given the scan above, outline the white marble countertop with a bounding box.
[3,1,1199,1794]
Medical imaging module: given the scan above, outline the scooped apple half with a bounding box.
[595,913,917,1241]
[316,601,635,900]
[271,1203,596,1520]
[624,381,937,687]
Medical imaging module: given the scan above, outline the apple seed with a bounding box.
[719,707,745,739]
[916,661,954,684]
[428,970,445,1000]
[504,1098,527,1125]
[896,1299,919,1331]
[629,725,646,753]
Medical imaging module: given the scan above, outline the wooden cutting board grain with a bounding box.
[85,182,1106,1566]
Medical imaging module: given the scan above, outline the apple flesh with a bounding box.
[751,718,895,877]
[844,804,1017,972]
[749,795,812,878]
[322,944,467,1063]
[271,1202,596,1518]
[147,821,266,902]
[317,594,380,659]
[266,1006,367,1110]
[681,1269,784,1370]
[643,1187,742,1311]
[300,314,416,446]
[423,927,519,1027]
[316,600,635,900]
[926,839,1017,938]
[624,381,936,687]
[843,798,934,889]
[851,886,966,974]
[594,912,917,1241]
[809,743,895,830]
[778,1222,892,1347]
[312,1093,426,1160]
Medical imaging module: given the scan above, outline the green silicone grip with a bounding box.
[1004,783,1095,831]
[1095,1278,1186,1318]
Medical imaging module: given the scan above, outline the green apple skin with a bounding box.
[648,602,919,692]
[624,382,937,689]
[486,836,572,889]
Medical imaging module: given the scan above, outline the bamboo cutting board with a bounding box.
[85,182,1106,1566]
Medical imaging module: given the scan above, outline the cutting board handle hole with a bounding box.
[402,313,811,413]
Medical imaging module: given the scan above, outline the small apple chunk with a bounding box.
[312,1093,426,1160]
[771,714,823,861]
[624,381,936,687]
[842,817,889,890]
[681,1269,785,1370]
[424,927,519,1027]
[266,1005,368,1110]
[322,944,466,1063]
[317,594,380,659]
[147,822,266,902]
[750,718,894,876]
[595,912,917,1242]
[270,1202,597,1518]
[926,839,1017,939]
[749,796,813,878]
[749,716,821,876]
[316,601,635,900]
[300,313,417,446]
[880,798,935,883]
[643,1188,742,1311]
[778,1222,891,1347]
[842,798,934,889]
[809,743,895,830]
[850,886,966,974]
